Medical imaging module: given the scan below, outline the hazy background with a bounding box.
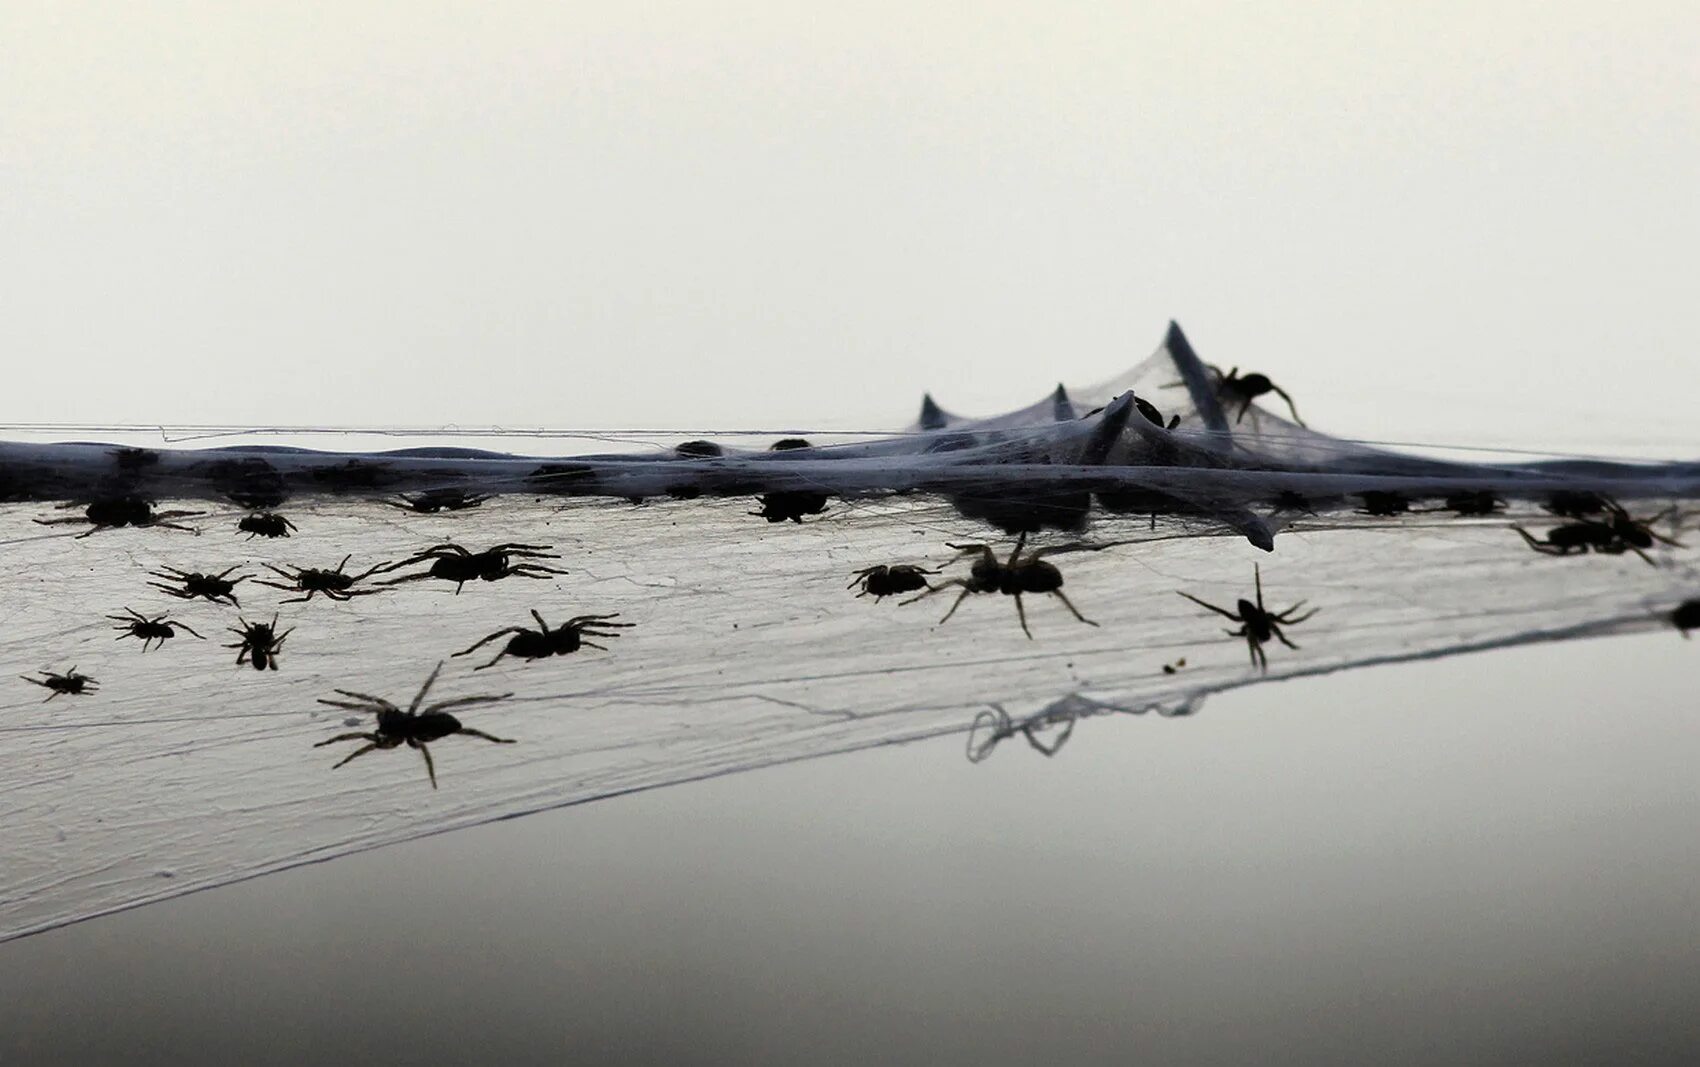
[2,3,1698,1063]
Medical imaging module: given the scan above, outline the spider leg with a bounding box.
[407,662,446,713]
[530,609,549,631]
[316,731,379,748]
[1235,397,1251,424]
[416,742,438,789]
[327,689,395,710]
[456,728,516,745]
[329,742,383,771]
[507,564,570,578]
[562,614,627,628]
[1269,623,1301,651]
[151,521,200,535]
[1177,591,1241,621]
[1014,593,1032,640]
[375,571,434,587]
[1006,532,1029,568]
[422,693,512,715]
[1254,564,1265,614]
[847,567,880,588]
[455,628,526,658]
[1048,589,1099,628]
[1277,605,1319,625]
[473,649,512,671]
[1630,545,1657,566]
[1269,384,1305,426]
[900,578,965,606]
[937,587,974,626]
[173,622,205,640]
[944,543,997,569]
[580,640,608,651]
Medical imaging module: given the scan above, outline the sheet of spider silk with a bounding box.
[1,333,1697,942]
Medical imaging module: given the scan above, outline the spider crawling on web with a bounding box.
[901,532,1098,639]
[109,608,204,652]
[238,512,297,539]
[315,661,515,789]
[1207,365,1306,426]
[34,497,202,538]
[454,610,634,670]
[1177,564,1319,672]
[385,489,491,514]
[148,565,249,607]
[1513,504,1683,566]
[847,564,936,600]
[376,542,569,594]
[226,614,293,671]
[21,668,99,701]
[255,554,392,603]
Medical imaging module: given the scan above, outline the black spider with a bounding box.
[1545,490,1613,520]
[21,668,98,701]
[315,661,515,789]
[902,533,1097,639]
[1177,564,1318,672]
[238,512,297,539]
[110,447,160,471]
[1435,491,1504,517]
[1673,599,1700,637]
[226,613,293,671]
[148,565,249,607]
[454,610,633,670]
[35,497,201,538]
[1357,491,1409,517]
[847,564,936,600]
[377,543,568,594]
[386,489,491,514]
[1514,505,1682,566]
[1269,490,1318,516]
[255,554,390,603]
[109,608,204,651]
[752,492,829,523]
[1209,365,1306,426]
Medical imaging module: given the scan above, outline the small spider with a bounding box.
[314,661,515,789]
[847,564,936,600]
[238,512,297,539]
[35,497,201,538]
[1673,599,1700,637]
[109,608,204,651]
[386,489,491,514]
[377,542,569,594]
[1357,491,1409,517]
[226,613,293,671]
[255,554,390,603]
[752,492,829,523]
[1514,505,1682,566]
[901,533,1098,639]
[148,565,249,607]
[1177,564,1318,672]
[1545,490,1613,519]
[1434,491,1504,517]
[454,610,633,670]
[1209,365,1306,426]
[1269,490,1318,516]
[21,667,99,701]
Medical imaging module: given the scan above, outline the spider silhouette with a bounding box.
[901,533,1097,639]
[22,668,98,701]
[1177,564,1318,672]
[35,497,201,538]
[377,543,568,594]
[238,512,297,539]
[1209,365,1305,426]
[1434,491,1504,517]
[751,492,830,523]
[848,564,936,600]
[1545,491,1613,519]
[1673,599,1700,637]
[1357,491,1410,517]
[255,554,390,603]
[148,565,249,607]
[1514,505,1682,566]
[226,613,292,671]
[454,610,633,670]
[386,489,491,514]
[315,661,515,788]
[109,608,204,651]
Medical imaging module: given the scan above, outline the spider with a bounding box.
[1514,505,1682,566]
[1269,490,1319,516]
[109,608,204,651]
[21,668,99,701]
[377,542,569,594]
[1357,491,1410,517]
[901,533,1097,639]
[1208,365,1306,426]
[226,613,293,671]
[848,564,936,600]
[148,565,249,607]
[238,512,297,539]
[255,554,390,603]
[1545,490,1613,519]
[1177,564,1318,672]
[314,661,515,789]
[454,609,633,670]
[386,489,491,514]
[35,497,201,538]
[752,492,829,523]
[1673,599,1700,637]
[1435,491,1504,516]
[110,447,160,471]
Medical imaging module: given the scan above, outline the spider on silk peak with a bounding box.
[314,661,515,789]
[901,532,1098,639]
[1177,563,1317,672]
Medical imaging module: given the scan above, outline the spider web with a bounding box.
[1,323,1696,942]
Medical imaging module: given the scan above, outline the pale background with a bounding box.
[2,3,1698,1063]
